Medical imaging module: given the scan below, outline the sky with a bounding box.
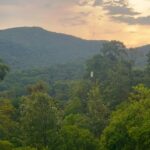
[0,0,150,47]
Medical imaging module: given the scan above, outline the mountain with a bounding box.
[0,27,149,70]
[0,27,104,70]
[129,45,150,67]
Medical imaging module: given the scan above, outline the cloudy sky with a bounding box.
[0,0,150,47]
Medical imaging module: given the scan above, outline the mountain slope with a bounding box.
[0,27,104,70]
[0,27,149,70]
[129,45,150,67]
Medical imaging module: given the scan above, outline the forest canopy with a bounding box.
[0,41,149,150]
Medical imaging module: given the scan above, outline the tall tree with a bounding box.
[59,125,99,150]
[86,41,132,108]
[147,51,150,73]
[0,140,13,150]
[20,92,59,150]
[0,59,9,81]
[100,85,150,150]
[145,52,150,87]
[87,83,109,136]
[0,99,16,141]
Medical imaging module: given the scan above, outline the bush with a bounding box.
[0,140,13,150]
[13,147,37,150]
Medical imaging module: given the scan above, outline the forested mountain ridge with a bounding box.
[0,27,149,70]
[129,44,150,67]
[0,27,104,70]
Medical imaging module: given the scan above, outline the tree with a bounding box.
[101,41,127,61]
[0,59,9,81]
[63,114,90,129]
[147,51,150,73]
[20,92,59,149]
[131,69,145,86]
[59,125,99,150]
[51,81,71,107]
[13,147,36,150]
[64,98,83,116]
[85,41,132,108]
[100,85,150,150]
[0,99,16,141]
[71,80,92,113]
[87,84,109,136]
[27,81,48,94]
[0,140,13,150]
[145,52,150,87]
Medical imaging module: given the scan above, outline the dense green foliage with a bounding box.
[0,41,149,149]
[85,41,132,108]
[0,140,13,150]
[0,63,84,98]
[20,92,58,149]
[59,125,99,150]
[100,85,150,150]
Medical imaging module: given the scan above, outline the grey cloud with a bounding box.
[93,0,103,6]
[0,0,76,6]
[77,0,89,6]
[1,0,149,26]
[111,15,150,25]
[92,0,140,16]
[103,0,140,16]
[109,0,128,6]
[105,5,140,16]
[0,0,22,5]
[101,0,150,25]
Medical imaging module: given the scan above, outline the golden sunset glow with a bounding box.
[0,0,150,47]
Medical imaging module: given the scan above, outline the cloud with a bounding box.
[99,0,150,25]
[0,0,149,29]
[103,0,140,16]
[77,0,90,6]
[112,15,150,25]
[105,5,140,16]
[0,0,20,5]
[61,12,90,26]
[93,0,103,6]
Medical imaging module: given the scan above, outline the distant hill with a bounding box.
[129,45,150,68]
[0,27,149,70]
[0,27,104,70]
